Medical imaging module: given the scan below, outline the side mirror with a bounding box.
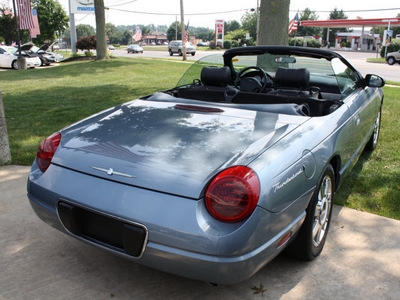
[365,74,385,88]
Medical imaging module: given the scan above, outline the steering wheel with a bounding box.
[235,66,274,93]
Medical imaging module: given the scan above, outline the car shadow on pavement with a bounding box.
[1,165,400,299]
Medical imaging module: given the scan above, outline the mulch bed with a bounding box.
[60,56,97,63]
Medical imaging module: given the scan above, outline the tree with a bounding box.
[32,0,69,44]
[121,30,132,45]
[294,8,321,37]
[257,0,290,45]
[241,10,257,40]
[323,8,349,45]
[76,24,96,39]
[167,21,181,41]
[140,25,152,35]
[225,28,247,41]
[94,0,109,60]
[106,22,122,44]
[0,8,30,44]
[225,20,241,34]
[0,91,11,165]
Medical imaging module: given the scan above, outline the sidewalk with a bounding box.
[1,165,400,299]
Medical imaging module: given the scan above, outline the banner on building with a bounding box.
[70,0,94,14]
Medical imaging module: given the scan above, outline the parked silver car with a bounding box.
[168,40,196,56]
[127,45,143,54]
[386,50,400,65]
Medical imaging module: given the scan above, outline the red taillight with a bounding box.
[205,166,260,223]
[37,132,61,172]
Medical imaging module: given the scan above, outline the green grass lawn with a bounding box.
[367,57,386,63]
[335,86,400,220]
[1,58,188,165]
[1,58,399,220]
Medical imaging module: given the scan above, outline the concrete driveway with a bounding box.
[1,165,400,299]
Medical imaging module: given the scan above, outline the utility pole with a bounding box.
[180,0,186,60]
[175,15,178,41]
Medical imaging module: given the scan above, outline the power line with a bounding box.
[107,6,400,17]
[107,7,252,16]
[107,0,138,8]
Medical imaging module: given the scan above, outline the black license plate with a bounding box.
[57,201,147,257]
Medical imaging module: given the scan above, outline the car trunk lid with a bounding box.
[52,99,306,199]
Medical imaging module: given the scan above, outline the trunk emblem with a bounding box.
[91,166,136,178]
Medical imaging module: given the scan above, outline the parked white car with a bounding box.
[11,47,40,68]
[0,46,37,69]
[0,46,20,69]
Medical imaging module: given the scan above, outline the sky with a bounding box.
[59,0,400,29]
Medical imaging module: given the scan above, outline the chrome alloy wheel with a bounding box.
[312,175,333,248]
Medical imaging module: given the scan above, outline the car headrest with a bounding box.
[275,67,310,90]
[201,66,231,87]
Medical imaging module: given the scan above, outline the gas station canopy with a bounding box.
[300,18,400,28]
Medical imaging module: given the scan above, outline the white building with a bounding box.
[335,31,381,51]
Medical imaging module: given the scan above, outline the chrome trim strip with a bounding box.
[90,166,136,178]
[56,199,148,259]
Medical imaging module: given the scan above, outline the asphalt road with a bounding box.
[1,166,400,299]
[112,48,400,82]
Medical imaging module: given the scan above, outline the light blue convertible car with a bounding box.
[27,46,385,284]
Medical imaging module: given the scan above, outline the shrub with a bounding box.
[289,38,303,47]
[306,39,321,48]
[239,39,254,47]
[223,40,232,49]
[209,41,216,49]
[380,40,400,58]
[76,35,96,52]
[84,51,94,57]
[231,40,239,48]
[72,53,81,58]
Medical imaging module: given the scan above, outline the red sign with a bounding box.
[215,20,224,34]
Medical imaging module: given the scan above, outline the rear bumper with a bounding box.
[27,163,305,284]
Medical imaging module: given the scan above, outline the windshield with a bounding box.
[177,53,346,95]
[232,54,335,78]
[176,54,224,87]
[177,52,336,87]
[2,47,13,54]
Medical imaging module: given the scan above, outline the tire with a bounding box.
[169,50,173,56]
[178,49,182,56]
[365,110,381,151]
[12,60,18,70]
[286,165,335,260]
[191,52,195,56]
[387,57,395,65]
